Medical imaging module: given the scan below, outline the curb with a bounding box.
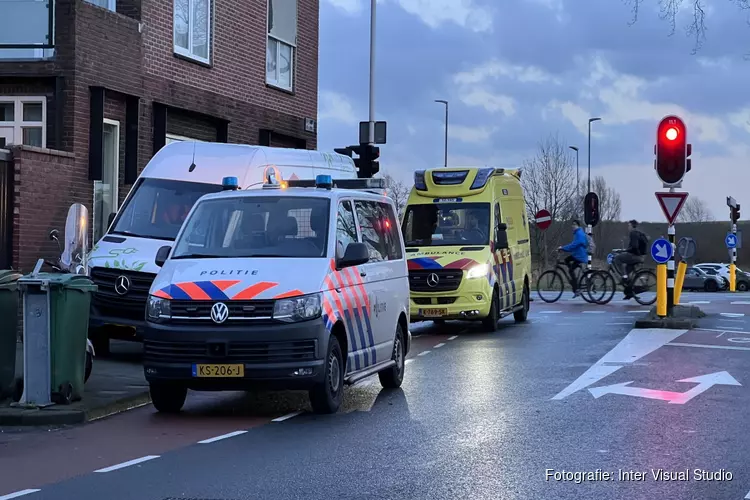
[0,391,151,427]
[633,318,697,329]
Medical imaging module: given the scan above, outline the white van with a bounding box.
[87,142,358,353]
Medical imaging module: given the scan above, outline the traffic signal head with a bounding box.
[353,144,380,178]
[655,115,689,186]
[583,192,600,227]
[732,204,741,223]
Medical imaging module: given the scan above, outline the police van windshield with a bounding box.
[171,196,330,259]
[110,178,222,241]
[402,203,490,247]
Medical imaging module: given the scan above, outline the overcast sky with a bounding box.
[316,0,750,223]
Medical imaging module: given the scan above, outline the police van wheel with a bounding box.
[514,283,529,322]
[150,383,187,413]
[379,324,405,389]
[482,289,500,332]
[309,336,344,414]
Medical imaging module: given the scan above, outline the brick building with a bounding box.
[0,0,318,271]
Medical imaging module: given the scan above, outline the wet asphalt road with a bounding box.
[2,292,750,500]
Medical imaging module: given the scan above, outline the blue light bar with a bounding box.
[315,174,333,189]
[222,176,239,190]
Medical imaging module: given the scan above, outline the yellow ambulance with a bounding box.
[401,167,531,331]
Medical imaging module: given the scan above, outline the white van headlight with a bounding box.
[273,293,322,322]
[147,295,171,321]
[466,264,489,279]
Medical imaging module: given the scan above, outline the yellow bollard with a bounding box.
[730,263,736,292]
[674,261,687,305]
[657,264,667,317]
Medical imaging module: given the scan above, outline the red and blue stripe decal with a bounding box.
[152,280,304,301]
[407,257,480,270]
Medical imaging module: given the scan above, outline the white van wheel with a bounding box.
[309,335,344,414]
[379,324,405,389]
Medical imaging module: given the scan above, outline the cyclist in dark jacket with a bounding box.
[614,219,646,299]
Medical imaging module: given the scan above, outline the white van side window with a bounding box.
[336,200,357,260]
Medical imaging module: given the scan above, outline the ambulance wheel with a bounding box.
[309,335,344,414]
[150,383,186,413]
[514,282,530,322]
[379,324,405,389]
[482,288,500,332]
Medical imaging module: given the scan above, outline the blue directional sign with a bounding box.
[726,233,738,249]
[651,238,673,264]
[607,253,614,265]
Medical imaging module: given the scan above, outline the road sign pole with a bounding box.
[730,222,737,292]
[667,224,675,316]
[586,224,592,269]
[657,264,667,317]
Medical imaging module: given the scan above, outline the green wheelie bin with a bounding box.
[20,273,97,404]
[0,270,22,400]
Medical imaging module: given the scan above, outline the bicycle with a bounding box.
[586,249,657,306]
[536,257,599,303]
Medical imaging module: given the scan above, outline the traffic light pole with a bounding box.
[730,221,737,292]
[368,0,376,146]
[586,224,592,270]
[667,224,676,316]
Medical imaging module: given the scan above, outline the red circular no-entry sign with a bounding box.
[535,209,552,230]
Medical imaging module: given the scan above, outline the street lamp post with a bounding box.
[569,145,579,207]
[587,117,601,193]
[435,99,448,167]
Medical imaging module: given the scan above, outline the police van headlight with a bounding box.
[147,295,171,322]
[273,293,322,322]
[466,264,489,279]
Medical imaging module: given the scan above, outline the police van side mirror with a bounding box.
[339,242,369,268]
[155,246,171,267]
[495,223,509,249]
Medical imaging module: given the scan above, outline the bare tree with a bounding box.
[678,196,714,223]
[521,133,577,266]
[576,176,622,222]
[625,0,750,55]
[382,174,410,216]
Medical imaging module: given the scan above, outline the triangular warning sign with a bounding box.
[655,192,689,225]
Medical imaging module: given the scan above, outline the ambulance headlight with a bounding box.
[466,264,489,280]
[273,293,322,322]
[147,295,171,321]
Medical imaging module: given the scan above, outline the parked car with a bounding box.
[694,263,750,292]
[683,266,724,292]
[697,267,729,290]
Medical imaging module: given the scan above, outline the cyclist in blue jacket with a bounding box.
[558,220,588,297]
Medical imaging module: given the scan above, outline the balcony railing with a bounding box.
[0,0,54,59]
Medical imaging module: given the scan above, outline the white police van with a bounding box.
[87,142,358,355]
[143,174,411,414]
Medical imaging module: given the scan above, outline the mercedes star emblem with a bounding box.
[114,275,131,296]
[426,273,440,287]
[210,302,229,324]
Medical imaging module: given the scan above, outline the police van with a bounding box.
[143,175,410,414]
[87,142,358,355]
[402,167,531,330]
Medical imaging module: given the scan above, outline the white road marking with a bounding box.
[732,301,750,305]
[588,371,740,404]
[95,455,160,473]
[627,310,650,313]
[272,411,303,422]
[539,311,562,314]
[606,322,632,325]
[447,335,458,340]
[696,327,750,335]
[198,430,248,444]
[433,343,445,348]
[687,301,710,304]
[745,488,750,499]
[668,342,750,352]
[552,328,686,400]
[418,350,430,356]
[582,311,605,314]
[405,358,415,365]
[721,313,745,317]
[0,490,41,500]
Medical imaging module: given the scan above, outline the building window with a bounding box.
[174,0,211,64]
[165,133,205,144]
[266,0,296,91]
[93,119,120,242]
[0,96,46,148]
[84,0,116,11]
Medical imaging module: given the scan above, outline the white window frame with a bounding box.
[84,0,116,11]
[0,96,47,148]
[266,0,296,91]
[93,118,121,241]
[173,0,212,64]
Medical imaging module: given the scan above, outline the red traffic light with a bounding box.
[655,115,688,186]
[665,127,679,141]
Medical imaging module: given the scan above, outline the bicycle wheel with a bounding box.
[536,270,565,303]
[587,270,616,305]
[578,269,596,303]
[632,269,657,305]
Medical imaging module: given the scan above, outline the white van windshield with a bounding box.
[110,178,223,241]
[172,196,330,259]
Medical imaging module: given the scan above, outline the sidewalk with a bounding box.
[0,341,151,426]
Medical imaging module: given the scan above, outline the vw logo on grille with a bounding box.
[210,302,229,324]
[114,275,131,296]
[426,273,440,287]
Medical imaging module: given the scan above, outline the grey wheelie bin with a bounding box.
[19,273,97,404]
[0,270,22,399]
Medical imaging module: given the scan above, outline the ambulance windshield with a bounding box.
[401,203,490,247]
[171,196,330,259]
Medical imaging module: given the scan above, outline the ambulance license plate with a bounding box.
[419,308,446,317]
[192,364,245,378]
